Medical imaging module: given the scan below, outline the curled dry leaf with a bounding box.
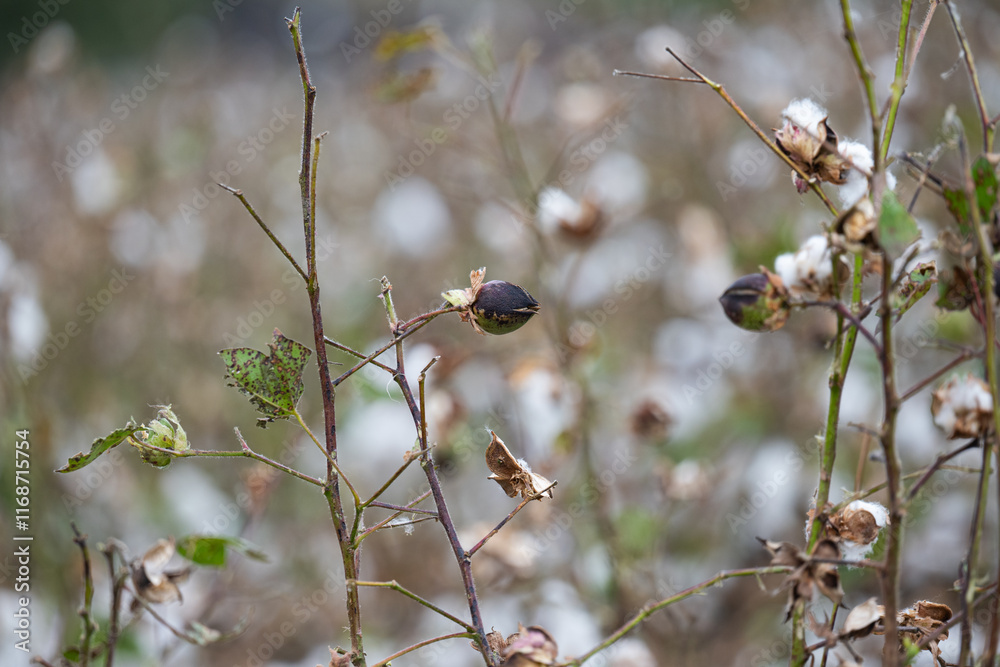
[841,597,881,639]
[759,537,844,620]
[130,538,191,607]
[473,628,522,662]
[502,624,559,666]
[323,647,352,667]
[485,431,554,501]
[875,600,953,659]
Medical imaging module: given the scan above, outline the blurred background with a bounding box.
[2,0,1000,665]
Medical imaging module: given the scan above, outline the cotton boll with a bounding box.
[773,235,833,294]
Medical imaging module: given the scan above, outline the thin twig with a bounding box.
[944,0,994,152]
[905,439,979,503]
[219,184,307,282]
[616,61,840,215]
[558,567,792,666]
[71,523,95,667]
[371,632,475,667]
[466,481,558,558]
[354,580,478,633]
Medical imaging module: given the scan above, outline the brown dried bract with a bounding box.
[486,431,554,500]
[875,600,953,659]
[130,538,191,608]
[629,399,672,440]
[760,538,843,621]
[501,624,559,666]
[828,505,879,545]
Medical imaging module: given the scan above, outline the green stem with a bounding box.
[958,125,999,665]
[355,580,478,633]
[794,253,864,666]
[878,0,913,163]
[560,567,791,666]
[371,632,476,667]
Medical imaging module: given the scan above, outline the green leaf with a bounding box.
[176,535,269,567]
[63,647,81,661]
[892,261,937,323]
[973,155,999,221]
[943,186,972,235]
[57,422,139,473]
[936,266,975,312]
[943,156,998,235]
[219,329,312,426]
[877,190,920,259]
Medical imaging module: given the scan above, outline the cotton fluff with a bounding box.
[781,98,829,138]
[932,374,993,439]
[774,235,832,294]
[837,140,897,206]
[537,187,584,233]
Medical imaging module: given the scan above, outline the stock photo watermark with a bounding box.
[17,267,135,383]
[51,65,170,182]
[179,107,296,224]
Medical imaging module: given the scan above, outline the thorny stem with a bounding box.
[380,281,494,665]
[285,9,363,664]
[559,567,792,666]
[614,62,838,216]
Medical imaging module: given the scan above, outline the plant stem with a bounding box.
[957,123,999,665]
[371,632,476,667]
[560,567,791,666]
[219,184,307,281]
[380,282,493,665]
[72,524,95,667]
[615,61,838,216]
[465,481,557,558]
[285,9,363,663]
[944,1,995,152]
[878,0,914,163]
[355,580,478,633]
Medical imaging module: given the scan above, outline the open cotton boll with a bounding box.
[537,187,583,233]
[932,373,993,439]
[837,140,897,206]
[781,98,829,136]
[774,235,832,294]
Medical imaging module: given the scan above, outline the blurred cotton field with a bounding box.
[2,1,1000,666]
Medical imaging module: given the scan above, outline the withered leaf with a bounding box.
[131,538,191,607]
[502,624,558,666]
[486,431,554,501]
[841,597,881,639]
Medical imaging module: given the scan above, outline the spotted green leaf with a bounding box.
[219,329,312,426]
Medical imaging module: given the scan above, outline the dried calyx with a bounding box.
[443,268,540,335]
